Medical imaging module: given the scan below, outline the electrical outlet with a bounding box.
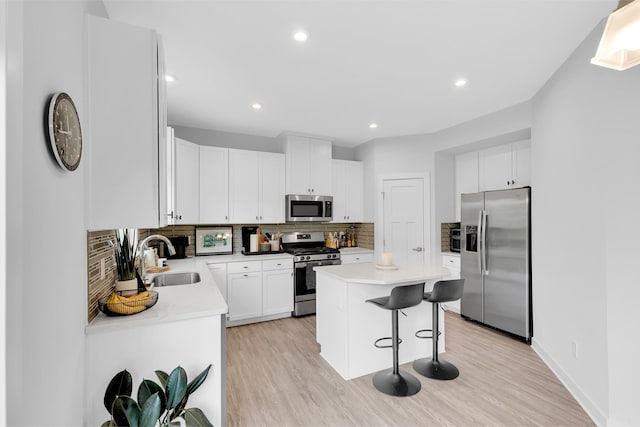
[572,341,578,358]
[100,258,106,280]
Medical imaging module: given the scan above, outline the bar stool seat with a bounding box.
[413,279,465,380]
[365,282,425,397]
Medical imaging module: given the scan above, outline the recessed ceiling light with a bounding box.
[454,79,467,87]
[251,103,263,110]
[293,31,308,42]
[369,123,378,129]
[165,74,176,83]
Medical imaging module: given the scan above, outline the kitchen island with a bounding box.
[314,262,449,380]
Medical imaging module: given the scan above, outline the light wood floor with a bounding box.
[226,312,594,426]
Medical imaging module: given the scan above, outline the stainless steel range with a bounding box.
[281,231,341,317]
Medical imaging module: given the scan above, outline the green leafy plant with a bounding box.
[111,229,139,281]
[102,365,213,427]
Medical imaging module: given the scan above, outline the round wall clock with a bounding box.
[47,92,82,171]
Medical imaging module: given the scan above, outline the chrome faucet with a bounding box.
[138,234,176,283]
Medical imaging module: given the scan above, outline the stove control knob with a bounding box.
[307,256,311,261]
[326,254,331,259]
[333,254,338,259]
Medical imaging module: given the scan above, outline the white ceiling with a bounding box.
[103,0,615,147]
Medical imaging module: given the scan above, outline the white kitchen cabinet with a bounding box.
[478,144,513,192]
[228,149,285,223]
[262,266,293,316]
[282,133,333,195]
[512,140,531,188]
[455,141,531,220]
[441,254,461,313]
[174,137,200,224]
[225,258,293,323]
[332,160,364,222]
[455,151,479,221]
[259,152,286,223]
[227,271,262,322]
[206,262,228,303]
[341,252,374,264]
[478,140,531,192]
[199,146,229,223]
[86,15,165,229]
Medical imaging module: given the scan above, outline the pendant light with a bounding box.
[591,0,640,70]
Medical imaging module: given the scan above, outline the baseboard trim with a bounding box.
[531,338,607,427]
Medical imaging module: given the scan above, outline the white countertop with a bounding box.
[314,262,449,285]
[441,251,460,257]
[86,257,228,335]
[197,252,293,264]
[339,247,374,255]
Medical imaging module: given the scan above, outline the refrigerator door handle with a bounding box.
[482,210,488,276]
[477,210,483,274]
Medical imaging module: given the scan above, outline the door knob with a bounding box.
[412,247,423,252]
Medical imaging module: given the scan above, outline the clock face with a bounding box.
[48,92,82,171]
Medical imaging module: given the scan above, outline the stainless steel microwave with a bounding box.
[286,194,333,222]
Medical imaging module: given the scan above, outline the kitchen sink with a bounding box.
[151,272,201,287]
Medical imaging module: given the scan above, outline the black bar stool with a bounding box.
[365,282,425,397]
[413,278,465,380]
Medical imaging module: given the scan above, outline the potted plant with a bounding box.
[102,365,213,427]
[111,228,139,296]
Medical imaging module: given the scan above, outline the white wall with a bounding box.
[356,102,532,260]
[5,0,108,425]
[531,19,640,427]
[0,0,7,422]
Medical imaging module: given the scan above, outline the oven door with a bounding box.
[294,259,341,301]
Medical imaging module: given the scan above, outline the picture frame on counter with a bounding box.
[195,226,233,255]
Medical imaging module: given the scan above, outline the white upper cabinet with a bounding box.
[174,138,200,224]
[332,160,364,222]
[229,149,286,223]
[478,140,531,192]
[478,144,514,191]
[199,146,229,223]
[86,15,165,229]
[511,140,531,188]
[259,152,286,223]
[455,140,531,220]
[455,151,479,221]
[282,133,333,195]
[229,149,260,223]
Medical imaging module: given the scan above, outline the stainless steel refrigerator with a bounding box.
[460,187,532,341]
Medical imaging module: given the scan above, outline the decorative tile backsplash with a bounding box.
[87,223,373,322]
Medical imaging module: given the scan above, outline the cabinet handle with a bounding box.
[225,215,228,220]
[256,216,259,220]
[347,216,349,220]
[511,180,515,185]
[243,274,248,277]
[277,263,282,266]
[243,266,249,269]
[260,216,263,220]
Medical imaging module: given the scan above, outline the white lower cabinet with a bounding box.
[262,268,294,316]
[227,272,262,322]
[441,254,461,313]
[223,258,293,324]
[341,252,374,264]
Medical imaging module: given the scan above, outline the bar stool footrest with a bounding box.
[374,336,403,349]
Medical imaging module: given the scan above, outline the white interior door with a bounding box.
[382,178,425,265]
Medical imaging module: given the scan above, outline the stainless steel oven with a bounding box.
[282,231,341,316]
[451,228,461,253]
[293,257,341,316]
